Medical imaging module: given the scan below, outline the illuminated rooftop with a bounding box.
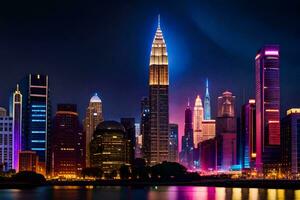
[90,93,102,103]
[287,108,300,116]
[195,95,203,107]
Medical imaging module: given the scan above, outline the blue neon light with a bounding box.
[32,114,46,117]
[32,131,46,134]
[32,105,46,108]
[32,109,46,112]
[31,148,45,151]
[31,140,46,143]
[32,119,46,122]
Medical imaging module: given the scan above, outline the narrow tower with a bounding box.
[204,79,211,120]
[12,85,22,171]
[146,16,169,166]
[193,95,204,147]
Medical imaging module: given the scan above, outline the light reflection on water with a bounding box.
[0,186,299,200]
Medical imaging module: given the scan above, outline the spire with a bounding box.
[187,98,190,107]
[16,84,19,91]
[205,78,209,96]
[204,78,211,120]
[158,14,160,29]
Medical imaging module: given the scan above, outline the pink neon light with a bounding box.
[265,50,279,56]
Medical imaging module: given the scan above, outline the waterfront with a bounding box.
[0,186,299,200]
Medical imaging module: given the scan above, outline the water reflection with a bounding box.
[0,186,299,200]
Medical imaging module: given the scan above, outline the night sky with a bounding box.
[0,0,299,140]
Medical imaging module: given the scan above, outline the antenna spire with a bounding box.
[158,14,160,28]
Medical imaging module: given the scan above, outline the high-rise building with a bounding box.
[281,109,300,177]
[11,85,22,171]
[19,151,38,172]
[202,120,216,142]
[84,93,103,167]
[216,91,237,170]
[241,99,256,169]
[135,123,143,158]
[204,78,211,120]
[193,95,204,147]
[90,121,131,177]
[51,104,84,178]
[20,74,51,173]
[0,108,13,171]
[180,100,194,168]
[200,138,217,171]
[168,123,178,162]
[121,118,136,164]
[255,45,280,172]
[141,97,150,160]
[147,16,169,166]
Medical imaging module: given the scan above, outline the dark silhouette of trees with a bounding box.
[150,161,187,180]
[131,158,150,180]
[12,171,46,184]
[81,167,103,178]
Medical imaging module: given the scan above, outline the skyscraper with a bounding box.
[120,118,136,164]
[51,104,84,178]
[216,91,237,170]
[193,95,203,147]
[168,123,178,162]
[204,78,211,120]
[0,108,13,171]
[281,109,300,177]
[180,100,194,168]
[12,85,22,171]
[20,74,51,175]
[241,99,256,169]
[141,97,150,160]
[147,16,169,166]
[255,45,280,172]
[84,93,103,167]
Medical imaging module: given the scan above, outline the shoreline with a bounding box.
[1,179,300,190]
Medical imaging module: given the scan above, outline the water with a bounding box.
[0,186,299,200]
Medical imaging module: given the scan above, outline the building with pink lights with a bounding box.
[255,45,280,173]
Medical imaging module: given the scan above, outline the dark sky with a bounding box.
[0,0,299,137]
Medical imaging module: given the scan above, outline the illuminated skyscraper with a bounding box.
[281,109,300,176]
[0,108,13,171]
[141,97,150,159]
[12,85,22,171]
[51,104,84,178]
[20,74,51,175]
[121,118,136,164]
[255,45,280,172]
[193,95,203,147]
[241,99,256,169]
[216,91,237,170]
[204,79,211,120]
[84,93,103,167]
[180,100,194,168]
[168,123,178,162]
[147,16,169,165]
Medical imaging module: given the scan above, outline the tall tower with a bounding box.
[12,85,22,171]
[20,74,50,175]
[193,95,203,147]
[84,93,103,167]
[204,79,211,120]
[147,16,169,166]
[141,97,150,159]
[255,45,280,172]
[179,100,194,168]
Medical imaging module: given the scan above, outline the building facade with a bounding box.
[120,118,136,164]
[255,45,280,172]
[0,108,13,171]
[147,17,169,166]
[202,120,216,142]
[141,97,150,160]
[11,85,22,171]
[84,93,103,167]
[216,91,237,170]
[204,78,211,120]
[20,74,51,174]
[193,95,204,148]
[19,151,38,172]
[51,104,84,178]
[241,99,256,169]
[90,121,130,178]
[281,109,300,177]
[168,123,178,162]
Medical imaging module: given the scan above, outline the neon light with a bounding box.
[32,109,46,112]
[32,114,46,117]
[31,140,46,143]
[287,108,300,115]
[32,119,46,122]
[248,99,255,104]
[268,120,279,123]
[265,109,279,112]
[32,105,46,108]
[265,50,279,56]
[32,131,46,133]
[255,54,260,60]
[31,148,45,151]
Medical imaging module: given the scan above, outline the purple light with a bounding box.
[265,50,279,56]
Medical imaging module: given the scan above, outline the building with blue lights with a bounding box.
[0,108,13,171]
[20,74,51,175]
[204,78,211,120]
[168,123,178,162]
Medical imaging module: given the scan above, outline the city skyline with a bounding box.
[0,1,298,139]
